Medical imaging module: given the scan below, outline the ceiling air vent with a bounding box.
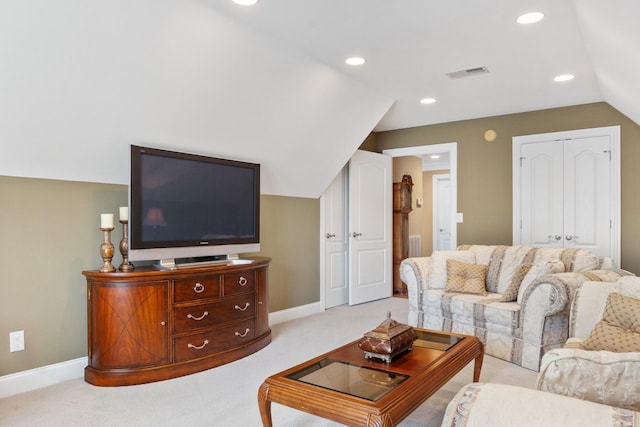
[446,66,490,79]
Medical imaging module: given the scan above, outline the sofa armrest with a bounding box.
[399,257,430,325]
[520,272,580,319]
[518,272,596,355]
[520,270,625,320]
[442,382,639,427]
[400,257,430,301]
[537,346,640,411]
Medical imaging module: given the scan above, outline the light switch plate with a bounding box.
[10,330,25,352]
[456,213,464,223]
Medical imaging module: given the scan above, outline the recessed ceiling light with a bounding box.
[345,57,366,66]
[554,74,575,82]
[420,98,436,105]
[517,12,544,24]
[232,0,259,5]
[430,155,441,159]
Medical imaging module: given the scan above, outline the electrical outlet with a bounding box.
[10,330,25,352]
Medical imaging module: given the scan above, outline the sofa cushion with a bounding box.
[429,250,475,289]
[570,276,640,338]
[445,260,488,295]
[425,289,520,331]
[458,245,536,294]
[582,292,640,352]
[499,264,531,302]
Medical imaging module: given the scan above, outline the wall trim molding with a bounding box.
[0,357,87,399]
[0,303,323,398]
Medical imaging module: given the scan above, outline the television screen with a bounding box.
[129,145,260,266]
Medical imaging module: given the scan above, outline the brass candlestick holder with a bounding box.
[118,219,134,272]
[99,227,116,273]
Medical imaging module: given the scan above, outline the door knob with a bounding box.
[548,235,562,241]
[352,232,362,238]
[565,235,578,241]
[325,233,335,239]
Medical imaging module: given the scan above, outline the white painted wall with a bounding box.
[0,0,393,198]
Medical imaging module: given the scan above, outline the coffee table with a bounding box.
[257,328,483,426]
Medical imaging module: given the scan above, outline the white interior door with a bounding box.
[513,126,620,263]
[519,140,564,248]
[433,174,452,250]
[348,150,392,305]
[563,136,612,256]
[320,167,348,309]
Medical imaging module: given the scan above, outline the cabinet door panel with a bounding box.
[90,281,169,369]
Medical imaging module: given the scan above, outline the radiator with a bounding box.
[408,235,422,257]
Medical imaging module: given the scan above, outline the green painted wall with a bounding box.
[2,101,639,377]
[375,102,640,273]
[0,176,318,376]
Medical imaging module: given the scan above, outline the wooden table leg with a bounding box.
[473,350,484,382]
[258,383,273,427]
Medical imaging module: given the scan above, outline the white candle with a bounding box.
[101,213,114,229]
[119,206,128,222]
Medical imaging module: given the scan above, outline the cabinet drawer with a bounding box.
[174,276,221,302]
[173,319,256,362]
[173,294,256,332]
[224,272,255,295]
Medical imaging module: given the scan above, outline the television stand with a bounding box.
[158,254,253,270]
[83,256,271,386]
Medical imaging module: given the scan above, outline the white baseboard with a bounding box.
[268,301,323,325]
[0,357,87,399]
[0,303,323,398]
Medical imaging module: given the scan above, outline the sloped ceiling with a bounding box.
[0,1,638,198]
[0,0,393,198]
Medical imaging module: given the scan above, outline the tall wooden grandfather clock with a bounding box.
[393,174,413,295]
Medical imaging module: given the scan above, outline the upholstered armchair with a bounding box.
[537,276,640,410]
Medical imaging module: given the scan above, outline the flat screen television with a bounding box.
[128,144,260,269]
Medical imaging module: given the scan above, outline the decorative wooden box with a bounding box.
[358,312,418,363]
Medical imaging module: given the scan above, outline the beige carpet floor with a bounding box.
[0,297,537,426]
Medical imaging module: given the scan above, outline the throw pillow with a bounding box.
[582,292,640,352]
[444,259,488,295]
[429,250,475,289]
[516,260,565,304]
[499,263,531,302]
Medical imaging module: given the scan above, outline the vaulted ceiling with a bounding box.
[209,0,640,131]
[1,1,638,198]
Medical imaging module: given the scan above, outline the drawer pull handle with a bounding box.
[235,303,250,311]
[238,276,248,286]
[187,340,209,350]
[193,283,205,293]
[187,311,209,321]
[235,328,250,338]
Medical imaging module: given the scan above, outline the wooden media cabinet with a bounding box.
[82,256,271,386]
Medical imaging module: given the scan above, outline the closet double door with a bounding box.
[512,126,620,263]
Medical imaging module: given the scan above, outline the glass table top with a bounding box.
[286,359,408,401]
[413,329,464,351]
[285,329,465,401]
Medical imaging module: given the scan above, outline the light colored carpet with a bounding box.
[0,297,537,426]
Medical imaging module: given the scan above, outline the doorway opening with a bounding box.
[383,143,458,256]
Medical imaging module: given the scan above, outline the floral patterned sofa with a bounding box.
[441,383,639,427]
[399,245,630,371]
[537,277,640,410]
